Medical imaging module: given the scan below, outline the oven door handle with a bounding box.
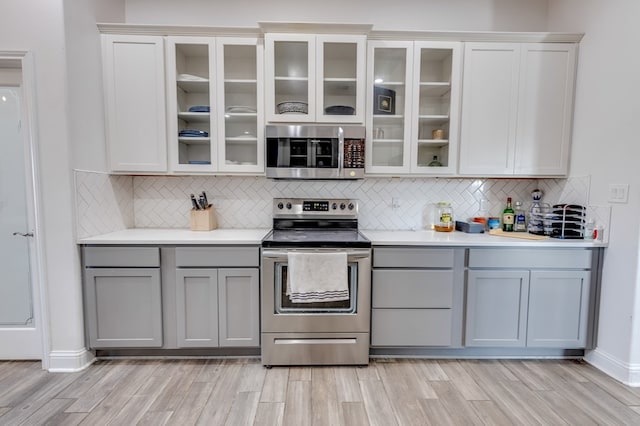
[262,249,370,260]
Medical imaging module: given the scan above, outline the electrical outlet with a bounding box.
[392,197,401,209]
[608,184,629,203]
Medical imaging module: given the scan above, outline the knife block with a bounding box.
[190,206,217,231]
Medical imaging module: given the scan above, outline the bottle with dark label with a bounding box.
[514,201,527,232]
[502,197,515,232]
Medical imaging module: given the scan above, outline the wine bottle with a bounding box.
[502,197,515,232]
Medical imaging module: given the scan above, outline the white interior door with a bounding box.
[0,63,43,359]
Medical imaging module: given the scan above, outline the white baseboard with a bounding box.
[48,349,95,372]
[585,348,640,387]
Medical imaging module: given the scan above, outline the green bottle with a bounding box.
[502,197,515,232]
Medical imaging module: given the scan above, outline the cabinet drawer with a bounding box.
[371,309,452,346]
[83,246,160,267]
[468,248,592,269]
[175,246,259,267]
[373,247,454,268]
[372,270,453,308]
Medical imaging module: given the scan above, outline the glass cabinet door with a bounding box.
[316,35,365,123]
[216,38,264,173]
[410,42,461,174]
[166,37,216,172]
[265,34,316,122]
[366,41,413,173]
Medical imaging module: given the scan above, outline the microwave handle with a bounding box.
[338,126,344,172]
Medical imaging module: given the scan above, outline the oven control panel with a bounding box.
[273,198,358,217]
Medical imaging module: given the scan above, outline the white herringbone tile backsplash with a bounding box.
[132,176,543,230]
[75,171,603,237]
[74,171,134,239]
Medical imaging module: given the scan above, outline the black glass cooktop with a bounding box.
[261,229,371,248]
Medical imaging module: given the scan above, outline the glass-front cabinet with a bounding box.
[366,40,461,175]
[166,36,263,174]
[265,33,366,123]
[216,38,264,173]
[411,42,461,174]
[366,41,412,174]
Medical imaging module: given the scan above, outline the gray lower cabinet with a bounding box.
[83,247,162,348]
[465,269,530,347]
[174,246,260,348]
[175,269,218,347]
[175,268,259,348]
[465,248,593,348]
[371,247,463,347]
[527,270,591,347]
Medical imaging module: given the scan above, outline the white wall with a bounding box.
[124,0,548,32]
[548,0,640,384]
[65,0,109,173]
[0,0,122,371]
[0,1,86,367]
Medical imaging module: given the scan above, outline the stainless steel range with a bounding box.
[261,198,372,366]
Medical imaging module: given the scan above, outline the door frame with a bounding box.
[0,51,50,368]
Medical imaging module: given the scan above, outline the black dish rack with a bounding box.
[529,204,586,239]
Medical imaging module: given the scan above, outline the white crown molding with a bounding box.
[97,23,583,43]
[258,21,373,34]
[97,23,261,37]
[368,30,584,43]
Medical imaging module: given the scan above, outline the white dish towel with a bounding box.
[287,252,349,303]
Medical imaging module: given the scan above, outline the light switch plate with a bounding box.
[608,184,629,203]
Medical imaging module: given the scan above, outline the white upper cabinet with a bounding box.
[166,36,264,174]
[515,44,576,175]
[265,33,366,123]
[366,41,413,174]
[216,38,264,174]
[102,35,167,173]
[166,37,216,173]
[459,42,577,176]
[366,40,462,175]
[410,42,462,174]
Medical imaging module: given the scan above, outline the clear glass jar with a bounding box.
[434,201,454,232]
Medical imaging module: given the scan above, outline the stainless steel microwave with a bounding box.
[266,125,365,179]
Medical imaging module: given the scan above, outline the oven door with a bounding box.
[261,248,371,334]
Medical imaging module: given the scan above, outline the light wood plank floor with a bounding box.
[1,358,639,425]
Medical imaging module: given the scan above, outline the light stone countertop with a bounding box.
[78,228,607,248]
[361,229,608,248]
[78,228,271,245]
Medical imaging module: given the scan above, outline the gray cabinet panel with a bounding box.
[468,248,591,269]
[371,309,452,346]
[175,246,259,267]
[84,246,160,267]
[175,268,260,348]
[218,269,260,347]
[175,269,218,347]
[372,270,453,308]
[465,270,529,347]
[373,247,454,268]
[527,270,591,348]
[84,268,162,348]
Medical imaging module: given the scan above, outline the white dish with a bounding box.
[225,105,257,113]
[177,73,208,81]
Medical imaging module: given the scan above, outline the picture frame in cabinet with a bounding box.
[374,86,395,115]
